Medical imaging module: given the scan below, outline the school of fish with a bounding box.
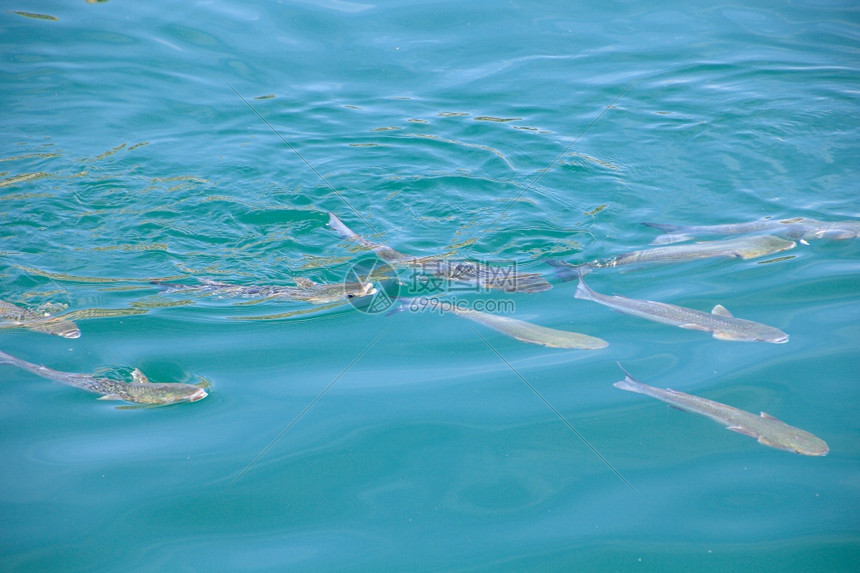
[3,211,852,455]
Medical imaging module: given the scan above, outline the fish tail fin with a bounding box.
[613,363,645,393]
[0,350,16,366]
[573,269,595,300]
[545,259,585,283]
[327,212,360,240]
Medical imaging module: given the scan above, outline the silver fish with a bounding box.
[643,217,860,245]
[0,299,80,339]
[573,272,788,343]
[155,277,376,304]
[0,350,208,406]
[449,307,608,349]
[328,212,551,293]
[613,366,828,456]
[548,235,795,279]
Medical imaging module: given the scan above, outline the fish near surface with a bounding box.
[327,212,551,294]
[0,299,80,338]
[0,350,208,406]
[573,272,788,343]
[449,307,608,349]
[547,235,795,279]
[613,366,828,456]
[155,277,375,304]
[643,217,860,245]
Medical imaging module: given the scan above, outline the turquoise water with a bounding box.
[2,1,858,570]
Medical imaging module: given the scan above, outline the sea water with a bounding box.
[1,1,858,571]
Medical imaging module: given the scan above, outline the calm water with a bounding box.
[2,1,858,571]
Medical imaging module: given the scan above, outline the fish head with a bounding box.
[757,425,829,456]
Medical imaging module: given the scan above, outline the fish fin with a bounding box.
[612,364,643,392]
[131,369,150,384]
[800,239,810,245]
[760,411,782,422]
[98,394,124,401]
[679,323,710,331]
[573,272,596,300]
[712,331,741,341]
[294,277,316,288]
[711,304,733,317]
[726,425,757,438]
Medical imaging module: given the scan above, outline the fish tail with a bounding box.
[327,212,359,240]
[613,374,644,393]
[0,349,16,366]
[573,269,595,300]
[612,362,645,392]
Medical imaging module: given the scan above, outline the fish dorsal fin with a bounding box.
[760,411,782,422]
[294,277,316,288]
[711,304,733,317]
[132,368,151,384]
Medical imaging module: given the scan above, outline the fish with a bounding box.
[154,277,376,304]
[0,299,81,338]
[612,365,828,456]
[449,307,608,349]
[328,212,552,293]
[388,297,607,349]
[547,235,796,279]
[0,349,208,406]
[643,217,860,245]
[573,272,788,343]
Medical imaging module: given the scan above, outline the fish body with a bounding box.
[449,307,608,349]
[0,350,207,405]
[0,299,80,338]
[549,235,795,279]
[643,217,860,245]
[328,212,551,293]
[613,367,828,456]
[156,277,375,304]
[573,274,788,343]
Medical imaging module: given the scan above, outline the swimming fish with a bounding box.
[0,299,81,339]
[613,365,828,456]
[0,350,208,406]
[328,212,551,293]
[643,217,860,245]
[547,235,795,279]
[573,272,788,343]
[449,306,608,349]
[154,277,376,304]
